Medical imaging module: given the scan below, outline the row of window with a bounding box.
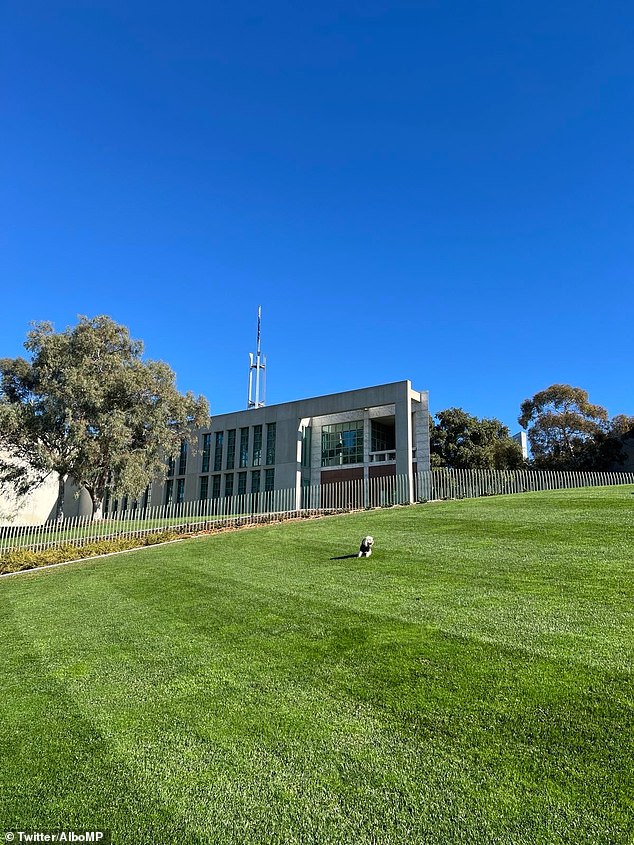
[201,423,277,473]
[164,469,276,505]
[106,467,276,510]
[199,469,275,500]
[169,419,394,476]
[104,467,275,513]
[104,487,150,514]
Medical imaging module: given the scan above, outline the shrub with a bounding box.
[0,529,186,575]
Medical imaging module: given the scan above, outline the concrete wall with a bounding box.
[0,475,58,526]
[0,472,93,525]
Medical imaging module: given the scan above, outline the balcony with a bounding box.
[369,450,396,463]
[369,448,417,463]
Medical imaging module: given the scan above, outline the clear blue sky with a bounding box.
[2,1,632,434]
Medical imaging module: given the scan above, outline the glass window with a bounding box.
[237,472,247,495]
[176,478,185,504]
[301,425,312,467]
[212,475,221,498]
[239,428,249,468]
[178,441,188,476]
[199,476,209,500]
[164,479,173,505]
[167,456,175,477]
[225,473,234,497]
[202,433,211,473]
[371,421,395,453]
[265,468,275,491]
[226,429,236,470]
[214,432,223,472]
[252,425,262,466]
[251,470,261,494]
[321,420,364,467]
[266,423,276,465]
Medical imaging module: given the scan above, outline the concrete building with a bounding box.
[147,379,429,512]
[0,380,429,523]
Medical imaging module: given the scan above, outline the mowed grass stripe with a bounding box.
[0,615,213,843]
[1,487,632,844]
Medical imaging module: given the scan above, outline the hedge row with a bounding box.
[0,530,183,575]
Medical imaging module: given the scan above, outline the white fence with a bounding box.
[1,469,633,558]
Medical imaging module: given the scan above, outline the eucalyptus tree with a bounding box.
[0,316,209,519]
[518,384,608,469]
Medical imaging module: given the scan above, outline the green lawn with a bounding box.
[1,487,632,844]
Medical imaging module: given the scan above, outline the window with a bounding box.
[266,423,276,465]
[371,421,395,453]
[178,441,188,476]
[252,425,262,466]
[214,432,223,472]
[164,479,174,505]
[301,425,312,467]
[176,478,185,504]
[239,428,249,468]
[202,433,211,473]
[265,468,275,491]
[225,473,234,497]
[226,429,236,470]
[321,420,364,467]
[142,486,150,509]
[199,476,209,500]
[212,475,221,498]
[167,456,175,477]
[251,470,261,494]
[238,472,247,495]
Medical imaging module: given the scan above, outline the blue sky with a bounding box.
[2,1,632,434]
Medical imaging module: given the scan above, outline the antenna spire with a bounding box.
[247,306,266,409]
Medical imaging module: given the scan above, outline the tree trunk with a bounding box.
[55,475,66,522]
[92,497,104,521]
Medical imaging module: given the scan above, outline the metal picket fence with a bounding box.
[1,468,633,558]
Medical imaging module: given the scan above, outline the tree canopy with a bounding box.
[430,408,525,469]
[518,384,612,469]
[0,316,209,519]
[591,414,634,470]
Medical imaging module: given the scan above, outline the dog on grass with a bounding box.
[358,536,374,558]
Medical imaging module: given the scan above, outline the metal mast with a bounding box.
[247,306,266,409]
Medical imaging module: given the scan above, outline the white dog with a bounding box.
[358,536,374,558]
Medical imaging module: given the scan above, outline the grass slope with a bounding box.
[1,487,632,844]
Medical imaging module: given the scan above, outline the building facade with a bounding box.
[0,380,429,523]
[148,380,429,512]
